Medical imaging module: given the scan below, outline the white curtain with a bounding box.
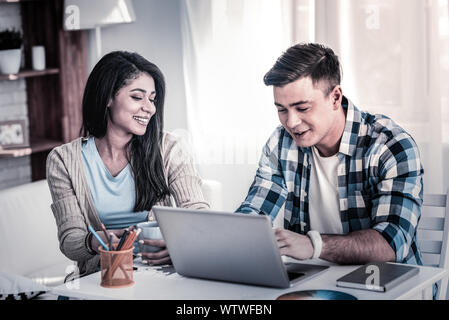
[180,0,293,210]
[312,0,449,194]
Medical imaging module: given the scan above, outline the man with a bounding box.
[236,43,423,265]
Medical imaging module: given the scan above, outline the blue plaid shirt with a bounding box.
[237,96,424,265]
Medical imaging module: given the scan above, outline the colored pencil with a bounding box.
[100,223,109,241]
[88,225,109,251]
[122,228,141,251]
[116,230,129,251]
[121,230,135,251]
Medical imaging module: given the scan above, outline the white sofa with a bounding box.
[0,180,72,287]
[0,178,222,293]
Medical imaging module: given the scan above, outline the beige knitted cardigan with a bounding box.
[46,132,209,277]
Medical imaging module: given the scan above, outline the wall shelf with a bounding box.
[0,0,39,3]
[0,137,62,158]
[0,68,59,81]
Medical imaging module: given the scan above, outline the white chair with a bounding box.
[418,190,449,300]
[201,179,223,211]
[0,180,73,287]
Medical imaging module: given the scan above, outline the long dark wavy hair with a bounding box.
[81,51,170,211]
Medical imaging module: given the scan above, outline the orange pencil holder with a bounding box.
[99,245,134,288]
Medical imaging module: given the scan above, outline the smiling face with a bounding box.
[273,77,344,156]
[107,72,156,138]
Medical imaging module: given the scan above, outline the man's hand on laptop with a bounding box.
[139,239,172,265]
[274,228,314,260]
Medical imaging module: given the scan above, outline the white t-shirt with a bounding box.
[308,146,343,234]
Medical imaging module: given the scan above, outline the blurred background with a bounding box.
[0,0,448,212]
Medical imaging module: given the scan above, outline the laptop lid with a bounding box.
[153,206,294,288]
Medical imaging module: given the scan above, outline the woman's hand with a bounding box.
[90,228,127,253]
[138,239,172,265]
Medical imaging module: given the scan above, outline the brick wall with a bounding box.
[0,3,31,190]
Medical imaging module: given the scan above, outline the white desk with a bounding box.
[51,259,448,300]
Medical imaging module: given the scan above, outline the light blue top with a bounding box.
[81,137,148,230]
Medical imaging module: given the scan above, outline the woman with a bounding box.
[46,51,209,277]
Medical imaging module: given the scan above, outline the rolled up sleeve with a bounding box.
[371,135,423,263]
[236,128,288,221]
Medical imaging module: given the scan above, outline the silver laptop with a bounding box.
[152,206,328,288]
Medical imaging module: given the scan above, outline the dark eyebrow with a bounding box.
[130,88,156,95]
[274,100,311,108]
[290,100,310,107]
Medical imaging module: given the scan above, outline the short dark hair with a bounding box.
[81,51,170,212]
[263,43,341,96]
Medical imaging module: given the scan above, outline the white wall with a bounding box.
[87,0,187,132]
[198,164,258,212]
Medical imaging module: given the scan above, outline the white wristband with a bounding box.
[307,230,322,259]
